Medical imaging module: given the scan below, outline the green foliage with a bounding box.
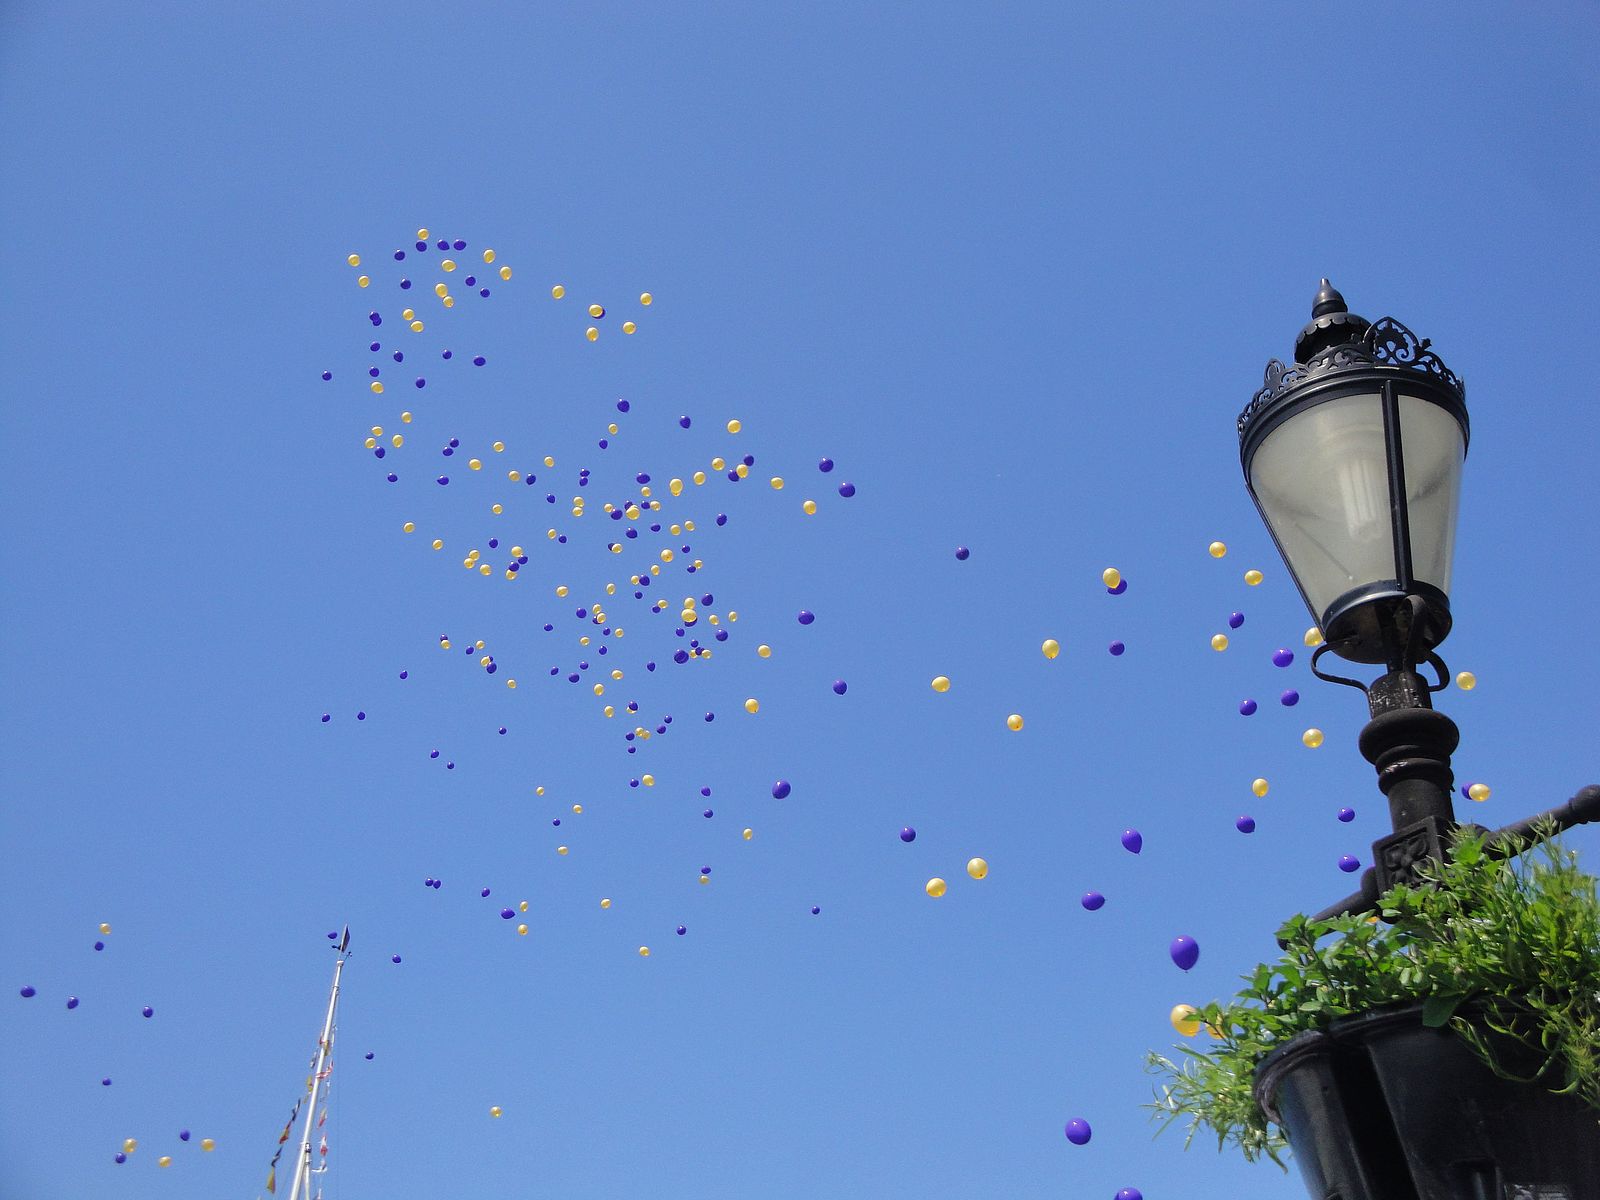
[1146,827,1600,1166]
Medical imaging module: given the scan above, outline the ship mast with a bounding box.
[288,927,348,1200]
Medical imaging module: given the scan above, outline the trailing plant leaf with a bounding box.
[1145,826,1600,1166]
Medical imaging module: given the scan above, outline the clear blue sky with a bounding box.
[3,4,1598,1198]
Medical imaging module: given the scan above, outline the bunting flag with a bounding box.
[319,1135,328,1157]
[265,1166,276,1194]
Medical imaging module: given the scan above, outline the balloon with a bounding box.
[758,645,772,658]
[899,827,917,843]
[115,1153,126,1163]
[1210,634,1229,651]
[600,898,612,909]
[1228,611,1244,629]
[19,985,35,998]
[638,946,650,957]
[811,906,821,915]
[1116,1190,1144,1200]
[925,877,947,898]
[124,1139,137,1153]
[1107,579,1127,595]
[1339,855,1361,873]
[1170,1004,1201,1036]
[1080,891,1105,911]
[1456,670,1477,690]
[1468,782,1491,802]
[727,419,742,434]
[1281,689,1300,706]
[832,679,848,695]
[1064,1117,1092,1145]
[1337,807,1356,822]
[1041,638,1060,659]
[1208,541,1227,558]
[586,327,599,341]
[1170,936,1200,971]
[966,857,988,880]
[623,321,637,334]
[1244,569,1264,585]
[158,1156,172,1168]
[797,609,815,625]
[346,253,361,267]
[588,303,605,318]
[744,698,760,714]
[392,955,402,963]
[1251,778,1269,797]
[552,285,566,299]
[1304,626,1324,647]
[931,675,951,692]
[818,457,834,472]
[772,780,792,799]
[490,1106,503,1118]
[142,1006,153,1018]
[1102,567,1121,589]
[1272,648,1294,667]
[201,1139,215,1151]
[98,923,112,936]
[743,828,753,840]
[955,546,970,560]
[1108,641,1125,656]
[67,996,79,1009]
[838,481,857,497]
[1006,714,1024,731]
[640,292,653,305]
[1235,816,1256,833]
[1238,699,1257,716]
[1121,829,1143,854]
[1302,728,1324,749]
[802,499,817,515]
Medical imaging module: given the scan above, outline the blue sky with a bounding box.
[2,4,1598,1198]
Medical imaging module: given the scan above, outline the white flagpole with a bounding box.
[289,928,348,1200]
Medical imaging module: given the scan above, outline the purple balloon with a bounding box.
[797,610,815,625]
[818,457,834,472]
[772,780,792,800]
[1280,689,1300,706]
[1235,816,1256,833]
[1337,807,1356,823]
[115,1153,126,1163]
[1107,579,1127,595]
[837,481,856,498]
[141,1006,153,1019]
[365,1051,375,1059]
[19,986,36,998]
[831,679,848,695]
[1238,699,1258,716]
[391,955,402,964]
[899,826,917,843]
[66,996,79,1009]
[1108,640,1125,656]
[179,1130,191,1142]
[811,906,821,915]
[1272,648,1295,668]
[1227,611,1244,629]
[1170,936,1200,971]
[1120,829,1143,854]
[677,925,687,935]
[501,908,515,919]
[102,1077,112,1086]
[1064,1117,1092,1145]
[1339,855,1361,873]
[955,546,970,560]
[1081,891,1105,911]
[481,887,491,897]
[1115,1191,1144,1200]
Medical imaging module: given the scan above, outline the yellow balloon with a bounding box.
[966,857,989,880]
[483,249,496,264]
[623,321,637,334]
[1456,670,1477,691]
[693,470,707,485]
[402,307,416,320]
[123,1139,137,1154]
[200,1139,215,1152]
[1302,728,1324,749]
[600,898,612,909]
[432,539,443,550]
[758,644,772,658]
[490,1106,502,1118]
[358,275,370,288]
[588,303,604,318]
[931,675,951,693]
[401,411,413,423]
[1251,777,1270,798]
[499,265,512,280]
[434,282,448,298]
[642,774,655,787]
[557,845,569,855]
[346,253,361,267]
[1208,541,1227,558]
[551,284,565,299]
[517,924,528,935]
[370,381,384,394]
[1468,782,1492,802]
[1244,569,1264,586]
[1006,713,1024,731]
[669,478,684,496]
[802,499,817,515]
[1304,626,1324,647]
[572,803,582,814]
[402,521,415,533]
[410,320,424,332]
[442,259,456,272]
[770,476,784,490]
[1170,1004,1201,1037]
[586,327,599,341]
[640,292,653,305]
[520,900,529,911]
[99,923,111,935]
[1042,638,1060,660]
[727,419,742,434]
[415,228,428,239]
[742,827,753,841]
[1102,566,1121,588]
[925,877,947,899]
[158,1156,172,1168]
[1210,633,1229,651]
[638,946,650,957]
[744,698,760,714]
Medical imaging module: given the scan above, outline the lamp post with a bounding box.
[1238,281,1600,924]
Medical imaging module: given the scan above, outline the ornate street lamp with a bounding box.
[1240,282,1600,921]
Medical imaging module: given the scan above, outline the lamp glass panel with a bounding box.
[1250,392,1393,620]
[1397,393,1464,595]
